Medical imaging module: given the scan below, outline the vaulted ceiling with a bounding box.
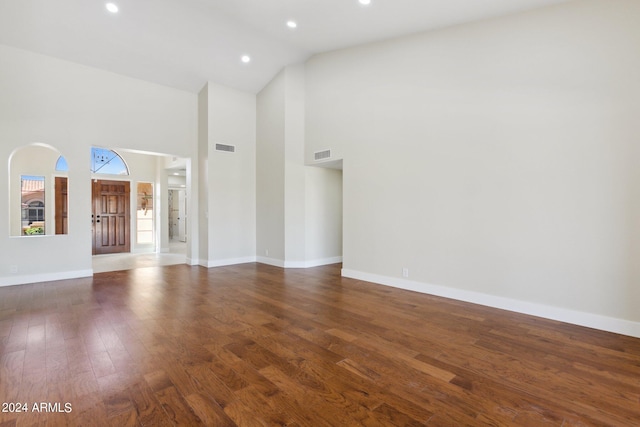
[0,0,573,93]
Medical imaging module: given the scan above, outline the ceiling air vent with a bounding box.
[215,143,236,153]
[314,149,331,161]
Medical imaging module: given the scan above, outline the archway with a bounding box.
[8,143,69,237]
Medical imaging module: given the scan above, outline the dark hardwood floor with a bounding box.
[1,263,639,426]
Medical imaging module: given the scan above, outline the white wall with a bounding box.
[305,167,343,264]
[305,0,640,335]
[257,65,343,268]
[0,44,197,285]
[206,83,256,266]
[284,65,307,265]
[256,71,286,263]
[168,175,187,188]
[197,84,209,264]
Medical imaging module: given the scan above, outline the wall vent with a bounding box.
[215,143,236,153]
[314,149,331,161]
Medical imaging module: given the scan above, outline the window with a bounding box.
[10,145,69,236]
[55,156,69,172]
[91,147,129,175]
[21,175,45,235]
[136,183,154,244]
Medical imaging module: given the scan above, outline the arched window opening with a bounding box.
[91,147,129,175]
[9,144,70,236]
[55,156,69,172]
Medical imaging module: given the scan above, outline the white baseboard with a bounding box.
[186,257,199,266]
[207,256,257,268]
[284,256,343,268]
[256,256,285,268]
[0,269,94,287]
[341,268,640,339]
[305,256,343,268]
[256,256,343,269]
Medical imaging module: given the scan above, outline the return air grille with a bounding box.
[314,149,331,161]
[215,143,236,153]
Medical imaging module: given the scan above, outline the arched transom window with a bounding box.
[91,147,129,175]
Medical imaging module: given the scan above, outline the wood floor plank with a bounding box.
[127,380,171,427]
[0,350,25,402]
[153,385,204,425]
[258,364,367,427]
[184,392,236,427]
[0,263,639,426]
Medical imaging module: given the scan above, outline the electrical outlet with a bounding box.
[265,249,269,256]
[10,265,18,274]
[402,267,409,278]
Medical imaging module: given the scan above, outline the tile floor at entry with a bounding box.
[92,240,186,273]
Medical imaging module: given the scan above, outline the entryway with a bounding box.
[92,179,131,255]
[169,189,187,242]
[90,151,191,273]
[91,249,186,273]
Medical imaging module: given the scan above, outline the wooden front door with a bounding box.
[92,179,130,255]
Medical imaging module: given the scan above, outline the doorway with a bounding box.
[169,189,187,242]
[90,153,191,273]
[92,179,131,255]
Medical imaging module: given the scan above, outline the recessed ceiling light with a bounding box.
[287,20,297,29]
[105,3,118,13]
[241,55,251,64]
[359,0,371,5]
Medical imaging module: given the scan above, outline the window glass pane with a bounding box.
[136,182,154,244]
[55,156,69,171]
[91,147,129,175]
[21,175,45,235]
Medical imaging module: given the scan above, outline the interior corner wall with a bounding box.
[304,0,640,335]
[185,156,199,265]
[155,156,170,254]
[197,84,209,265]
[284,65,307,265]
[0,44,197,286]
[305,167,343,264]
[256,71,286,265]
[258,65,327,268]
[206,83,257,266]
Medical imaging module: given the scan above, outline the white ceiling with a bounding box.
[0,0,572,94]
